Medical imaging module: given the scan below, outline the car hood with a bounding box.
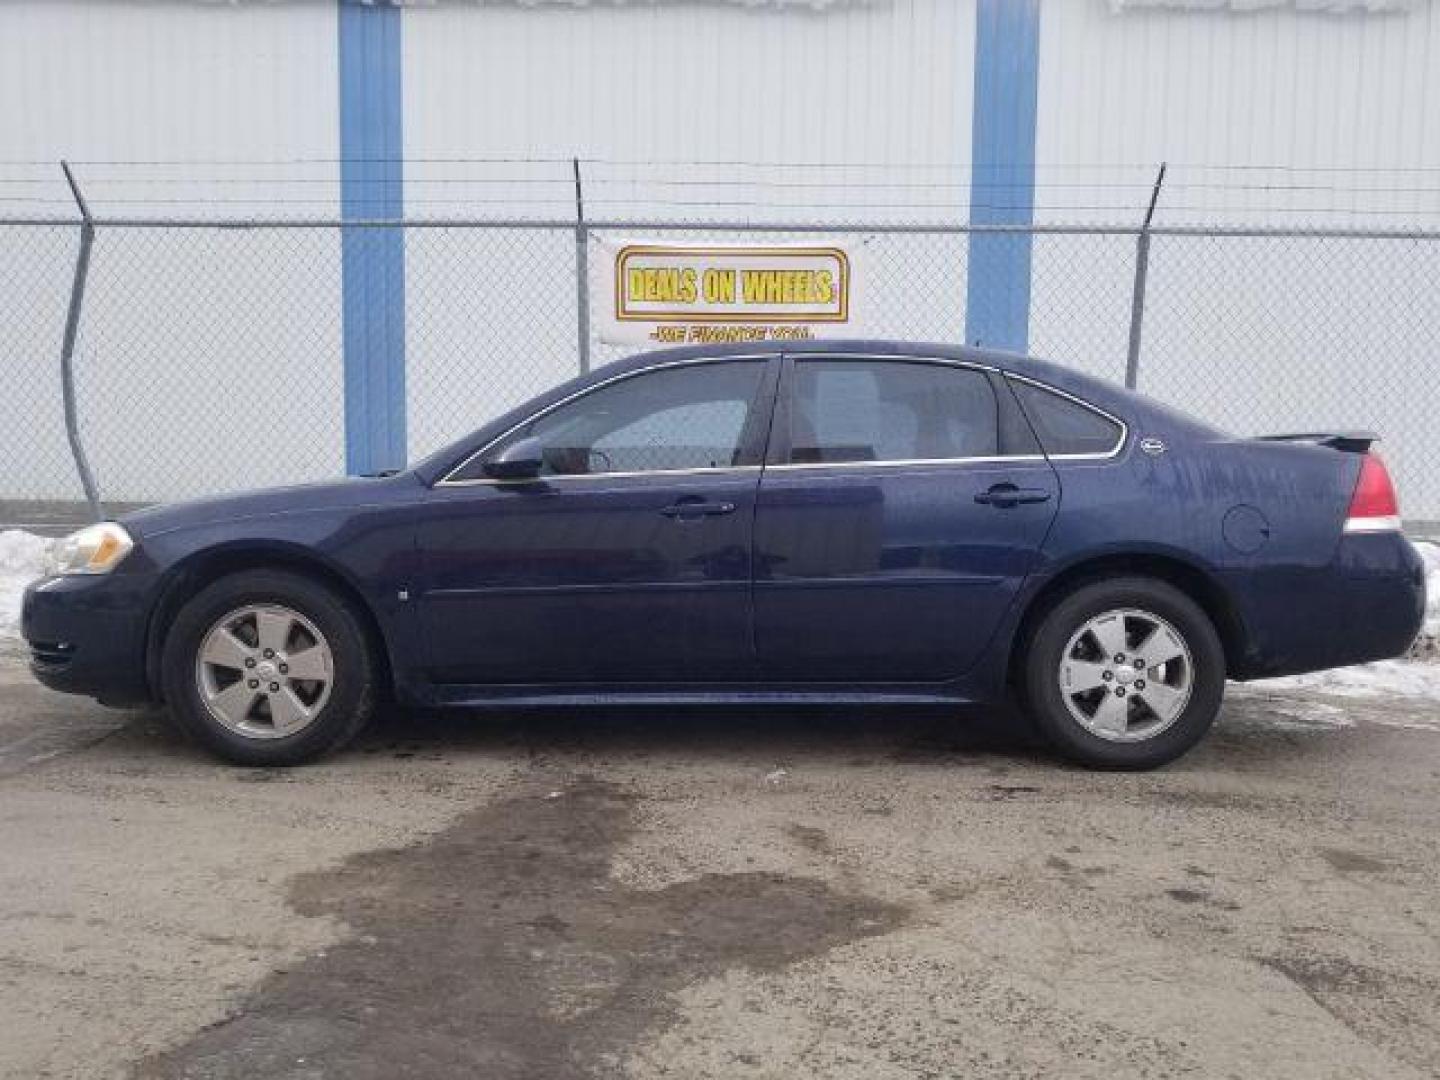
[120,471,424,538]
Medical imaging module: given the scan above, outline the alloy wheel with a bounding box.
[1057,607,1194,742]
[194,604,334,739]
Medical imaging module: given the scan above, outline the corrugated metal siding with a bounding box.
[401,0,978,457]
[402,0,973,171]
[4,0,1440,513]
[0,1,344,500]
[0,2,339,192]
[1030,0,1440,518]
[1034,0,1440,225]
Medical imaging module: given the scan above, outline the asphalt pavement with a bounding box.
[2,654,1438,1080]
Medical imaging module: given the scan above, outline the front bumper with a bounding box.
[21,571,157,705]
[1227,532,1426,680]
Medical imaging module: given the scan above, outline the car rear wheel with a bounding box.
[1021,577,1225,770]
[162,570,376,765]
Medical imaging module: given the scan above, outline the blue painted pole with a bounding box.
[338,0,405,474]
[966,0,1041,354]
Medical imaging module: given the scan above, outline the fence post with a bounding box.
[1124,162,1167,391]
[573,157,591,374]
[58,161,103,522]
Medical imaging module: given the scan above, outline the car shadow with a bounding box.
[348,700,1055,771]
[54,688,1383,778]
[340,690,1383,777]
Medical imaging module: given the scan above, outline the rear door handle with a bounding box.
[975,484,1052,509]
[660,500,737,519]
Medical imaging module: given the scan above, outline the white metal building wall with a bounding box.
[1037,1,1440,201]
[0,2,339,168]
[0,1,343,501]
[399,0,977,456]
[401,1,973,168]
[2,0,1439,511]
[1030,0,1440,518]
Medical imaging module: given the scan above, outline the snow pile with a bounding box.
[1110,0,1417,12]
[1410,539,1440,658]
[0,531,50,641]
[1256,655,1440,699]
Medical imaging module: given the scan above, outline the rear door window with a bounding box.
[787,360,1000,464]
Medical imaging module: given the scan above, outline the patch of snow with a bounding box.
[1251,659,1440,701]
[0,531,50,642]
[1110,0,1417,11]
[1414,539,1440,647]
[1233,695,1356,732]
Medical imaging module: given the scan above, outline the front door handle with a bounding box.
[660,499,737,520]
[974,483,1052,509]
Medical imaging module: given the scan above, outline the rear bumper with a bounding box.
[1227,532,1426,680]
[21,572,157,705]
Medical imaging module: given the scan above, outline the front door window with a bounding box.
[463,361,767,480]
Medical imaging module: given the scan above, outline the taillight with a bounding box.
[1344,453,1402,533]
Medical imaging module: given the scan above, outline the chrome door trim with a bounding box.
[438,464,765,489]
[764,454,1050,473]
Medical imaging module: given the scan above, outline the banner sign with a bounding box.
[592,238,866,346]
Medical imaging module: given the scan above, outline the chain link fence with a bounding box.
[2,213,1437,520]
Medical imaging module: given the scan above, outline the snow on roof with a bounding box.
[156,0,1425,13]
[1109,0,1419,11]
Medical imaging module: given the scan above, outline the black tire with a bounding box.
[1020,576,1225,770]
[161,569,377,766]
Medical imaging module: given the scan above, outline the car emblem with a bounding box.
[1139,437,1167,456]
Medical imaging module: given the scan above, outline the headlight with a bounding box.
[45,523,135,577]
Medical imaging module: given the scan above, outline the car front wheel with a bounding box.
[1021,576,1225,770]
[161,569,376,766]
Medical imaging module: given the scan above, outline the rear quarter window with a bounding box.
[1010,379,1124,457]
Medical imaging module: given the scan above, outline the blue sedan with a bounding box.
[22,341,1425,769]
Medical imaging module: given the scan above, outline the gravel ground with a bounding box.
[2,655,1438,1080]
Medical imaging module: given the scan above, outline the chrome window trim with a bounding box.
[793,352,1000,376]
[766,454,1048,473]
[439,465,764,488]
[436,355,778,487]
[1003,372,1129,461]
[443,456,1058,486]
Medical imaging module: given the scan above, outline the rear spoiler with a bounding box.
[1257,431,1378,454]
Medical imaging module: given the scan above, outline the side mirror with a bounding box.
[482,436,544,480]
